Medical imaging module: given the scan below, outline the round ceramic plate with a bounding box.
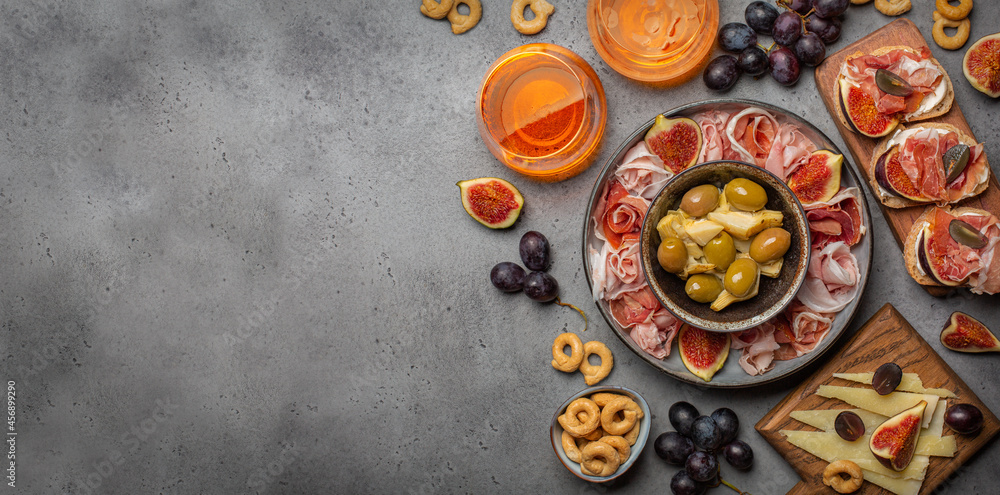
[582,99,872,388]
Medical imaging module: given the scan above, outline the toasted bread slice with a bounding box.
[903,206,997,288]
[869,123,990,208]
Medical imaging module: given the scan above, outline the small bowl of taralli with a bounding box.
[549,385,651,482]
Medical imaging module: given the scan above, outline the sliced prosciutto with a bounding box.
[843,47,942,118]
[629,307,682,359]
[804,187,865,248]
[601,181,649,249]
[614,141,673,200]
[694,110,739,163]
[774,303,834,359]
[797,241,860,314]
[764,123,816,180]
[725,107,779,167]
[924,208,1000,291]
[892,127,988,205]
[731,321,782,376]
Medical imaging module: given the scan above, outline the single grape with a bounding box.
[806,14,841,44]
[654,431,695,465]
[872,362,902,395]
[772,11,803,47]
[670,470,706,495]
[945,404,984,434]
[812,0,849,18]
[519,231,551,271]
[769,46,801,86]
[738,46,769,76]
[786,0,811,15]
[718,23,757,53]
[523,271,558,302]
[835,411,866,441]
[690,416,723,451]
[794,32,826,67]
[703,55,740,91]
[722,440,755,470]
[710,408,740,444]
[669,401,701,437]
[745,1,779,35]
[490,262,526,292]
[685,451,719,483]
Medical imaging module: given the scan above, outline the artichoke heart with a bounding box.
[710,271,760,311]
[657,211,690,242]
[684,219,725,246]
[707,209,783,241]
[735,252,783,278]
[679,262,716,280]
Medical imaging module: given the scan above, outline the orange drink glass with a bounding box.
[587,0,719,84]
[477,44,607,182]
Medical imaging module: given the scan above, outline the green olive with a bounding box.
[680,184,720,217]
[750,227,791,263]
[704,232,736,271]
[657,237,688,274]
[685,274,723,303]
[725,258,759,298]
[724,178,768,212]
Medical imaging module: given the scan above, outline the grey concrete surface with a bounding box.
[2,0,998,493]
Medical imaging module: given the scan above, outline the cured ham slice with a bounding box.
[694,110,740,163]
[610,284,658,327]
[731,322,781,376]
[925,208,1000,289]
[843,47,942,117]
[804,187,865,248]
[614,142,673,200]
[725,107,779,167]
[797,242,860,314]
[629,307,682,359]
[764,123,816,180]
[775,304,834,359]
[601,182,650,249]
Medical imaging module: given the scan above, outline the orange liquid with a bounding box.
[600,0,706,56]
[498,67,585,157]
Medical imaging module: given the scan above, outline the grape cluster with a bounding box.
[491,231,557,300]
[654,402,755,495]
[703,0,850,90]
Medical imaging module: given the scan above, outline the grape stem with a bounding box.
[719,476,752,495]
[555,298,588,331]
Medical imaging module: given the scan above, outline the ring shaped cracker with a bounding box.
[823,460,864,494]
[447,0,482,35]
[590,392,625,408]
[600,397,638,436]
[558,398,600,437]
[551,333,584,372]
[600,435,630,463]
[420,0,454,19]
[561,431,583,463]
[623,422,641,446]
[582,427,604,441]
[932,10,971,50]
[874,0,911,16]
[510,0,555,35]
[580,441,621,477]
[579,341,613,385]
[936,0,973,20]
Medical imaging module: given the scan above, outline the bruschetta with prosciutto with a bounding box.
[903,206,1000,294]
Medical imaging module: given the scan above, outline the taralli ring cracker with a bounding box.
[420,0,454,19]
[932,10,971,50]
[510,0,555,35]
[600,397,639,436]
[579,341,613,385]
[874,0,911,16]
[582,427,604,441]
[580,441,621,477]
[447,0,482,35]
[561,431,582,462]
[623,422,641,446]
[551,333,584,372]
[599,435,630,463]
[590,392,625,407]
[558,398,600,437]
[823,460,864,493]
[936,0,972,21]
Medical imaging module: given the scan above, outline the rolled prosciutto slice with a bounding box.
[629,307,682,360]
[797,241,860,314]
[764,123,816,181]
[804,187,865,249]
[694,109,738,163]
[601,181,649,249]
[731,321,781,376]
[614,141,673,200]
[774,303,834,360]
[725,107,779,167]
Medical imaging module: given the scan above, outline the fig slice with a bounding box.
[918,224,963,286]
[457,177,524,229]
[787,150,842,204]
[874,144,926,201]
[643,115,703,174]
[875,69,915,97]
[943,144,971,184]
[839,80,898,138]
[678,325,730,382]
[869,400,927,471]
[949,219,988,249]
[963,33,1000,98]
[941,311,1000,353]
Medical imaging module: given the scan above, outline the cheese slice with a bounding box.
[782,430,929,480]
[783,430,956,457]
[927,399,947,436]
[864,470,923,495]
[816,385,940,428]
[833,372,957,398]
[790,408,887,432]
[916,434,958,457]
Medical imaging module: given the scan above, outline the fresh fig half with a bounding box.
[457,177,524,229]
[870,400,927,471]
[787,150,842,204]
[963,33,1000,98]
[941,311,1000,353]
[917,224,964,286]
[839,80,898,138]
[644,115,703,174]
[874,144,927,201]
[678,325,730,382]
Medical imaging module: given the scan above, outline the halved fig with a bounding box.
[644,115,703,174]
[870,400,927,471]
[787,150,842,204]
[875,69,915,97]
[943,144,971,184]
[949,219,988,249]
[457,177,524,229]
[941,311,1000,353]
[963,33,1000,98]
[839,80,898,138]
[917,225,964,286]
[678,325,730,382]
[874,144,926,201]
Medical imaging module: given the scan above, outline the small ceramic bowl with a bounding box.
[639,161,811,332]
[549,386,651,482]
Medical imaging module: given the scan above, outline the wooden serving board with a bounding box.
[814,19,1000,296]
[756,303,999,494]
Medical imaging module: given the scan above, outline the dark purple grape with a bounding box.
[703,55,740,91]
[519,231,551,271]
[490,262,526,292]
[718,23,757,53]
[654,431,695,465]
[523,271,558,302]
[872,362,902,395]
[835,411,866,441]
[945,404,984,435]
[768,46,801,86]
[806,14,841,44]
[690,416,723,451]
[710,408,740,444]
[772,11,803,47]
[738,46,769,76]
[685,451,719,483]
[812,0,849,18]
[669,401,701,437]
[722,440,754,470]
[793,32,826,67]
[745,1,779,35]
[671,470,706,495]
[786,0,811,15]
